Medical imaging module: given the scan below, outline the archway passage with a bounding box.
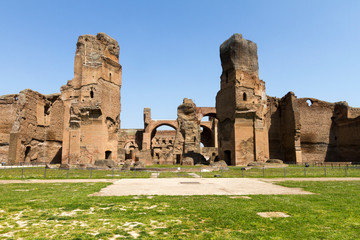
[200,112,218,148]
[200,125,214,147]
[151,124,176,164]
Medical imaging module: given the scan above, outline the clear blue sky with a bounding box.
[0,0,359,128]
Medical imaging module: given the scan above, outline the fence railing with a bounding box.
[1,166,360,179]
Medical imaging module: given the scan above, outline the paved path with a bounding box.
[90,178,314,196]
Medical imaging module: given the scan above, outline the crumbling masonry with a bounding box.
[1,33,360,166]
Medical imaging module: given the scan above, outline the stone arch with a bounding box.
[124,141,138,161]
[149,123,177,163]
[150,124,177,148]
[198,107,218,148]
[148,121,178,135]
[196,107,217,122]
[124,141,138,150]
[200,124,214,147]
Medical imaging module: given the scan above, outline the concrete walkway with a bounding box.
[89,178,314,196]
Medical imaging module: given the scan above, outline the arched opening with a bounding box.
[90,89,94,98]
[14,96,18,101]
[109,73,112,81]
[105,151,112,160]
[200,113,218,148]
[201,115,210,122]
[150,124,176,163]
[200,125,214,147]
[243,92,247,101]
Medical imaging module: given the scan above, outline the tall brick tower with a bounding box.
[61,33,122,165]
[216,34,269,165]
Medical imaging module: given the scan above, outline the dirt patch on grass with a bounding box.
[257,212,290,218]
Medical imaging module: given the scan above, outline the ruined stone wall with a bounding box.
[332,103,360,162]
[336,117,360,162]
[118,129,143,162]
[278,92,301,163]
[0,94,18,163]
[152,130,176,164]
[173,98,201,165]
[200,147,218,164]
[297,98,337,163]
[267,96,283,160]
[268,92,360,164]
[61,33,121,166]
[348,107,360,118]
[7,90,63,164]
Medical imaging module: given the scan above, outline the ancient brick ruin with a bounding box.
[1,33,359,167]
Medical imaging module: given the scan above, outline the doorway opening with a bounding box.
[105,151,112,160]
[224,150,231,165]
[176,154,181,164]
[25,146,31,159]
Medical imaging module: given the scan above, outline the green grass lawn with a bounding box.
[201,166,360,178]
[157,172,193,178]
[0,168,151,180]
[0,181,359,239]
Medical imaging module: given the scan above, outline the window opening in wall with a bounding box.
[306,99,313,106]
[109,73,112,81]
[105,151,112,159]
[90,89,94,98]
[25,146,31,159]
[14,96,18,101]
[176,154,181,164]
[243,92,247,101]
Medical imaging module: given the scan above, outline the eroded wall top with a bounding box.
[220,33,259,74]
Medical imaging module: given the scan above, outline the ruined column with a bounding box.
[279,92,302,164]
[216,34,269,166]
[61,33,122,166]
[142,108,152,150]
[173,98,202,165]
